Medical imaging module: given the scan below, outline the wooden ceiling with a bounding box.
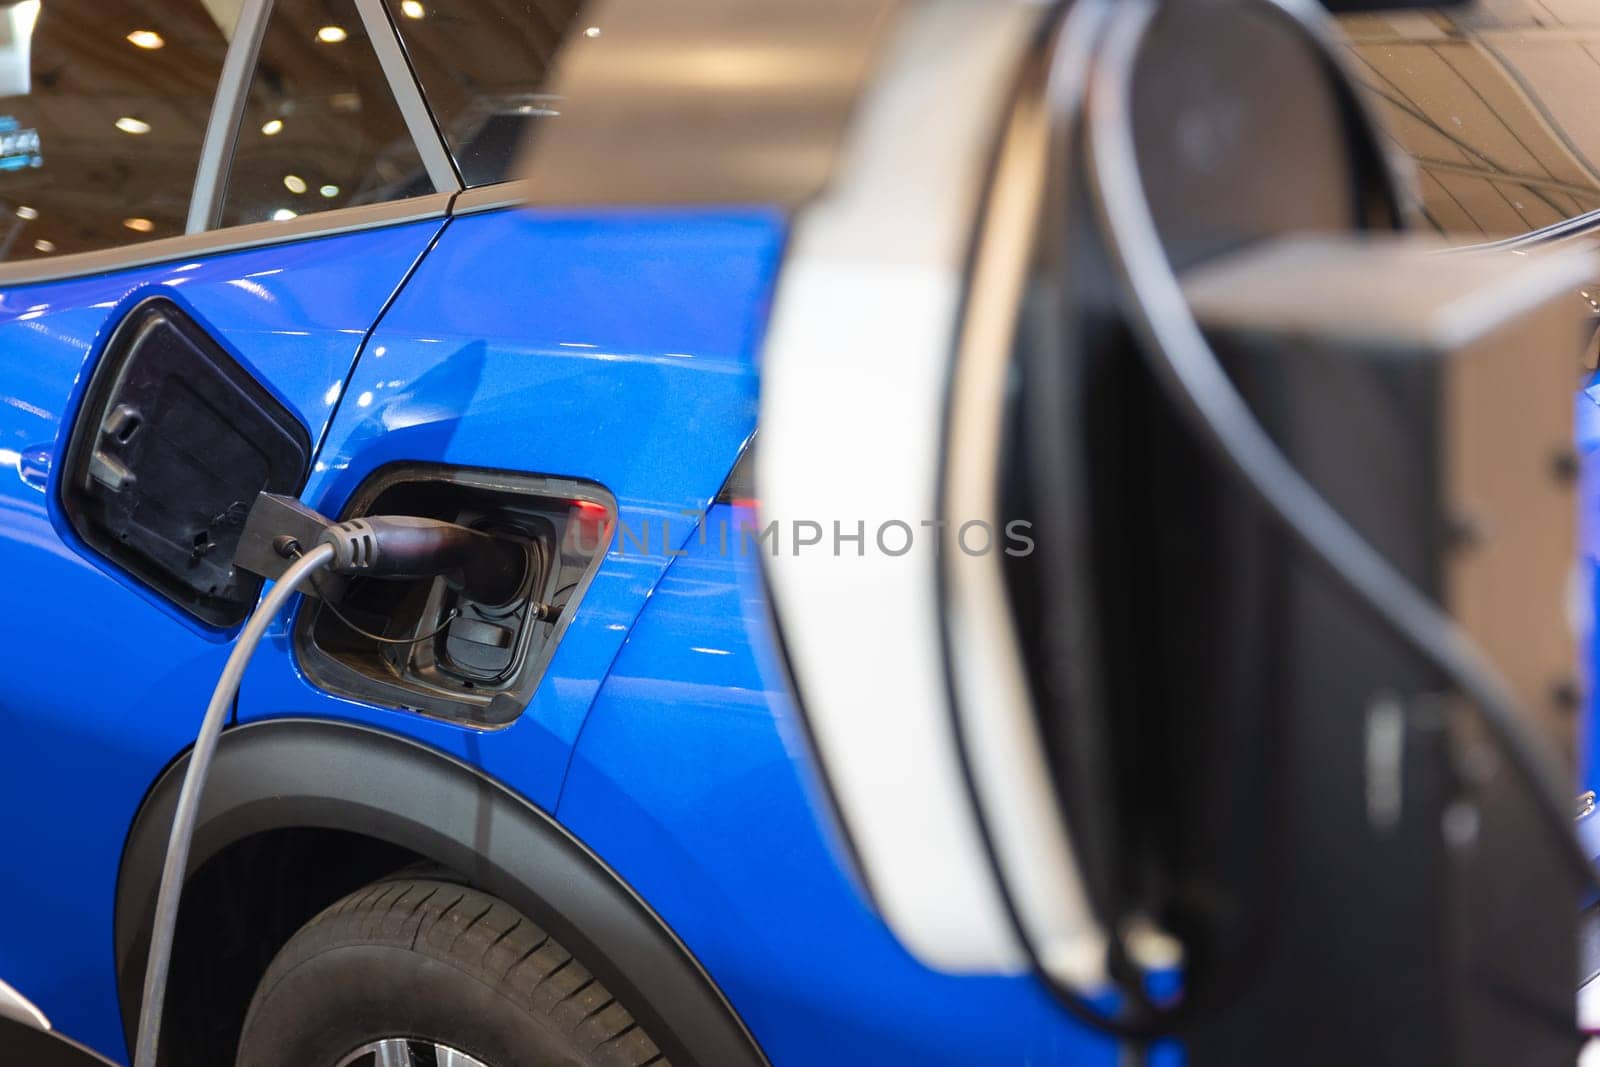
[1341,0,1600,240]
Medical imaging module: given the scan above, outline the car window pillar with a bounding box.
[351,0,461,194]
[187,0,276,234]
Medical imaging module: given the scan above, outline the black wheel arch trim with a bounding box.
[114,716,769,1067]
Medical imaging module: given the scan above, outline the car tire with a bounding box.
[236,876,665,1067]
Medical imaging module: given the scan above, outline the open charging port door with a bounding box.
[59,298,311,628]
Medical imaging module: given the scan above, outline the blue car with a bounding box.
[0,0,1129,1064]
[0,0,1591,1064]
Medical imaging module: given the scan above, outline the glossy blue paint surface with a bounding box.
[556,504,1120,1064]
[1578,383,1600,793]
[238,207,784,813]
[0,220,440,1061]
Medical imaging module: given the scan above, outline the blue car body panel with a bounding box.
[1577,383,1600,795]
[0,220,442,1059]
[556,502,1120,1066]
[237,207,785,814]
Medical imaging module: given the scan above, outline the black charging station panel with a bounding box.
[61,298,311,628]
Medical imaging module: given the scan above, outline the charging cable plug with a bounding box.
[238,493,530,607]
[316,515,529,607]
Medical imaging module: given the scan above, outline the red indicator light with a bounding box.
[567,499,610,555]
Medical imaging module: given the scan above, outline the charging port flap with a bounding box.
[60,298,311,628]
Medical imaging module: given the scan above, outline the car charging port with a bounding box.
[292,465,614,726]
[403,514,556,688]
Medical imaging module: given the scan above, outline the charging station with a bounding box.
[761,0,1599,1062]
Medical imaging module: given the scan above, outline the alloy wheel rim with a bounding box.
[334,1037,492,1067]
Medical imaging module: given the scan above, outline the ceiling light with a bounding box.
[123,217,154,233]
[316,25,347,43]
[12,1,37,37]
[583,25,601,37]
[126,29,164,49]
[32,238,52,253]
[15,205,35,220]
[271,208,298,221]
[115,116,151,135]
[260,118,283,136]
[319,184,339,198]
[400,0,424,17]
[282,174,307,194]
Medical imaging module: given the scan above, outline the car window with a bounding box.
[0,0,237,261]
[383,0,582,187]
[220,0,429,228]
[1340,3,1600,240]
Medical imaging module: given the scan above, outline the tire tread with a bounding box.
[247,877,664,1067]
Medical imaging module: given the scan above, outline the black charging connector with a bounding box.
[237,492,530,606]
[316,516,529,607]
